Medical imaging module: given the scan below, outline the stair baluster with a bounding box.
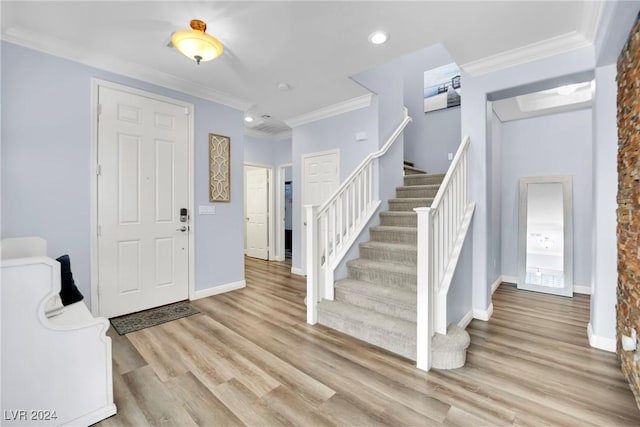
[415,136,475,371]
[305,109,412,324]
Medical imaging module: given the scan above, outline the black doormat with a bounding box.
[110,301,200,335]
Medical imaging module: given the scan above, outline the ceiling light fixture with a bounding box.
[244,116,254,123]
[368,31,389,45]
[171,19,223,65]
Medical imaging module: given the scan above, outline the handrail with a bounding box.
[306,108,412,324]
[317,108,412,216]
[415,135,473,371]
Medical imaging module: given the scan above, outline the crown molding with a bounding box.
[244,128,291,142]
[460,31,592,77]
[579,0,604,43]
[1,28,252,111]
[284,93,374,128]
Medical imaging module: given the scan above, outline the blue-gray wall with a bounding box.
[500,109,593,287]
[401,44,461,174]
[462,45,596,316]
[1,42,245,308]
[291,102,379,272]
[244,135,291,167]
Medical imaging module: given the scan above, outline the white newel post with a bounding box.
[305,205,319,324]
[415,207,433,371]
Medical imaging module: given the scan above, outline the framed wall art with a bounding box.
[209,133,231,202]
[424,62,461,113]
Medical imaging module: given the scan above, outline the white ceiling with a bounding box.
[1,1,603,136]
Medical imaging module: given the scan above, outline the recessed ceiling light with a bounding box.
[277,82,291,91]
[244,116,254,123]
[369,31,389,45]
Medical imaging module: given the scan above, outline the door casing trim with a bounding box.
[243,162,275,260]
[275,163,293,261]
[89,79,195,316]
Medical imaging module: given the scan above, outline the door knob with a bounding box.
[177,226,187,232]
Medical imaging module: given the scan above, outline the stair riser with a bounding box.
[388,199,432,211]
[396,187,439,199]
[379,213,417,227]
[404,175,445,186]
[359,246,417,265]
[370,229,417,244]
[347,266,416,291]
[317,310,416,360]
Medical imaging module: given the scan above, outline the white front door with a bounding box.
[301,150,339,274]
[97,85,190,318]
[245,166,269,260]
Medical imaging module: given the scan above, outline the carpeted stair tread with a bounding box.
[359,241,417,265]
[388,198,434,211]
[316,161,469,367]
[404,173,446,186]
[334,278,416,322]
[347,258,417,291]
[389,197,434,203]
[369,226,417,244]
[317,300,417,360]
[403,164,427,175]
[369,225,417,234]
[396,184,440,199]
[432,325,470,350]
[379,211,417,227]
[431,325,471,370]
[347,257,416,275]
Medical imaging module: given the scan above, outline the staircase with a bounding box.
[317,163,470,366]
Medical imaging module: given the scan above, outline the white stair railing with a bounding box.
[305,108,412,324]
[415,136,475,371]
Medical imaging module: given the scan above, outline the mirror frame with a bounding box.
[517,176,573,297]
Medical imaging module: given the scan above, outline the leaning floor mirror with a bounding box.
[518,176,573,297]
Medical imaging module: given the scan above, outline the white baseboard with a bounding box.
[192,280,246,300]
[291,267,305,276]
[491,276,503,294]
[473,303,494,321]
[458,310,474,328]
[491,275,589,295]
[587,322,616,352]
[501,275,518,285]
[574,285,591,295]
[272,255,285,262]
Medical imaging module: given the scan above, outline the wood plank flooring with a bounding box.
[96,257,640,426]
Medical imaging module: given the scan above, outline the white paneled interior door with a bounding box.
[97,85,190,318]
[245,166,269,260]
[301,150,339,273]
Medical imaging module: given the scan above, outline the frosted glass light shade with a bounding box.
[171,20,223,64]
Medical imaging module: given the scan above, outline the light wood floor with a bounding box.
[97,257,640,426]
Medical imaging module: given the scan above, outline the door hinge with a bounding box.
[97,104,102,116]
[97,224,102,236]
[184,107,190,116]
[96,164,102,176]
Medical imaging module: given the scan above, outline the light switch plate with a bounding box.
[199,205,216,215]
